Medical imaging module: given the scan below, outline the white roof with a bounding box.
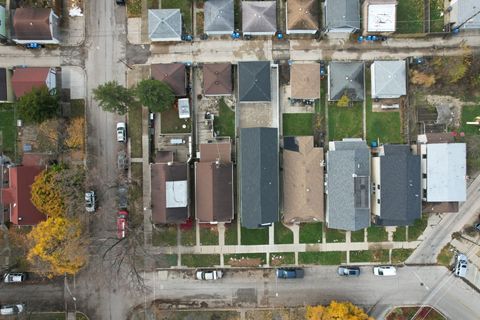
[426,143,466,202]
[178,98,190,119]
[367,4,396,32]
[165,180,188,208]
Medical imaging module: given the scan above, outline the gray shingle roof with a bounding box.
[328,61,364,101]
[376,145,421,226]
[240,128,279,228]
[324,0,360,31]
[326,139,370,231]
[204,0,234,34]
[371,60,406,99]
[148,9,182,41]
[238,61,271,102]
[242,1,277,34]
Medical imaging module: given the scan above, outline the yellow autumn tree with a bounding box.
[65,117,85,150]
[306,301,373,320]
[27,216,87,276]
[31,166,65,217]
[337,94,350,107]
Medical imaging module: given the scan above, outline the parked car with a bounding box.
[85,191,96,213]
[0,304,24,315]
[117,186,128,209]
[116,122,127,142]
[276,268,304,279]
[117,210,128,239]
[474,222,480,232]
[196,270,223,280]
[454,253,468,278]
[337,266,360,277]
[3,272,27,283]
[117,151,128,171]
[25,43,42,49]
[373,266,396,276]
[115,0,125,5]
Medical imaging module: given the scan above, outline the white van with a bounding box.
[373,266,397,276]
[454,253,468,278]
[0,304,24,315]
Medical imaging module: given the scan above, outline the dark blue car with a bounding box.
[276,268,304,279]
[25,43,42,49]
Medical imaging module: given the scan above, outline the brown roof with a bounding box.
[151,63,186,96]
[290,64,321,99]
[287,0,319,31]
[203,63,232,95]
[199,142,231,162]
[283,136,324,223]
[13,8,53,41]
[11,67,50,98]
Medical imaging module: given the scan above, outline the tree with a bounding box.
[65,117,85,150]
[410,70,436,88]
[16,86,59,124]
[135,79,175,113]
[31,166,65,218]
[337,93,350,107]
[92,81,137,115]
[306,301,373,320]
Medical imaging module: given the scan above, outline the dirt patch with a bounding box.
[386,306,446,320]
[425,95,476,128]
[226,257,262,267]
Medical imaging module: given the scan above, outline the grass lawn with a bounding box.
[69,99,85,118]
[408,214,428,241]
[351,229,365,242]
[28,313,65,320]
[283,113,314,136]
[328,103,363,141]
[0,104,16,158]
[429,0,445,32]
[131,162,143,182]
[128,106,143,158]
[459,105,480,135]
[160,107,192,134]
[396,0,424,34]
[437,243,455,267]
[156,254,178,268]
[391,249,414,263]
[459,105,480,174]
[147,0,159,9]
[241,227,269,245]
[393,226,407,242]
[367,226,388,242]
[299,251,346,265]
[213,99,235,139]
[225,221,238,245]
[199,227,218,245]
[325,228,346,243]
[152,226,178,246]
[350,249,390,263]
[225,253,266,265]
[126,0,142,18]
[196,12,204,35]
[181,226,196,246]
[182,254,220,267]
[274,223,293,244]
[163,0,192,34]
[270,252,295,266]
[299,222,323,243]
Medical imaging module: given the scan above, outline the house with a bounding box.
[204,0,234,35]
[283,136,324,223]
[326,139,370,231]
[12,8,60,44]
[242,1,277,35]
[372,145,421,226]
[195,142,234,224]
[0,5,6,40]
[286,0,319,34]
[239,127,279,228]
[0,154,47,226]
[150,151,189,224]
[328,61,364,101]
[371,60,406,99]
[11,67,56,98]
[148,9,182,41]
[362,0,397,34]
[290,63,321,100]
[323,0,360,33]
[203,63,232,96]
[449,0,480,30]
[238,61,271,102]
[151,63,186,96]
[0,68,14,102]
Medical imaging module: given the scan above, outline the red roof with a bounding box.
[11,67,50,98]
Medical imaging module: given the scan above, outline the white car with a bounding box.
[454,253,468,278]
[3,272,27,283]
[196,270,223,280]
[116,122,127,142]
[0,304,24,315]
[373,266,396,276]
[85,191,96,213]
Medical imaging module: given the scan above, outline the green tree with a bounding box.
[16,86,59,123]
[92,81,136,115]
[135,79,175,113]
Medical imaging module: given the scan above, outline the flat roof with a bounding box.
[165,180,188,208]
[367,4,396,32]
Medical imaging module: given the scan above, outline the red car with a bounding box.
[117,210,128,239]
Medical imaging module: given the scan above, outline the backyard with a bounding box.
[429,0,445,32]
[396,0,424,34]
[282,113,314,136]
[213,99,235,139]
[328,103,363,141]
[160,107,192,134]
[0,104,16,159]
[162,0,193,34]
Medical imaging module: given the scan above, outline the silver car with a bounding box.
[85,191,96,213]
[0,304,24,315]
[3,272,27,283]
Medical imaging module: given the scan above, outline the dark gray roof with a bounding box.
[324,0,360,31]
[328,61,364,101]
[238,61,271,102]
[240,127,279,228]
[0,68,6,101]
[204,0,234,34]
[326,139,370,231]
[376,145,421,226]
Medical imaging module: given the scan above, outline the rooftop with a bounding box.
[366,1,396,32]
[238,61,271,102]
[290,63,321,99]
[371,60,406,99]
[204,0,234,34]
[13,8,57,41]
[11,67,51,98]
[148,9,182,41]
[324,0,360,31]
[242,1,277,34]
[287,0,319,32]
[151,63,186,96]
[203,63,232,95]
[328,61,364,101]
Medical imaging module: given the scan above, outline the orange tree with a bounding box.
[30,165,65,217]
[306,301,373,320]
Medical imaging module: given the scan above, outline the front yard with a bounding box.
[241,227,269,245]
[274,223,293,244]
[299,222,323,243]
[283,113,314,136]
[328,103,363,141]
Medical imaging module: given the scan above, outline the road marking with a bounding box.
[411,270,430,290]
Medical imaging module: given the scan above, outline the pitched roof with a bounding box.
[0,68,7,101]
[324,0,360,31]
[376,145,421,226]
[371,60,406,99]
[240,128,279,228]
[328,61,364,101]
[290,63,321,99]
[451,0,480,29]
[283,136,324,223]
[242,1,277,34]
[203,63,232,95]
[366,1,396,32]
[204,0,234,34]
[326,139,370,231]
[238,61,271,102]
[148,9,182,41]
[11,67,50,98]
[0,5,6,38]
[287,0,319,31]
[13,8,54,41]
[151,63,186,96]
